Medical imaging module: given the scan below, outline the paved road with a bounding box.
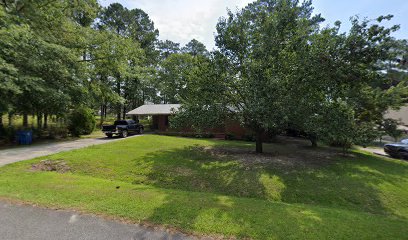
[0,135,142,167]
[0,201,193,240]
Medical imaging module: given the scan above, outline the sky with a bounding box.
[99,0,408,50]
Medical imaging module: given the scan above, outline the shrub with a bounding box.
[328,139,353,149]
[381,118,404,142]
[33,128,44,139]
[243,134,256,142]
[158,131,215,138]
[67,107,96,137]
[354,122,381,147]
[47,126,69,139]
[1,126,16,142]
[225,133,237,140]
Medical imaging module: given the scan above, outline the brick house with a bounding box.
[127,104,249,139]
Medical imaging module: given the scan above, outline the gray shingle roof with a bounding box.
[127,104,181,115]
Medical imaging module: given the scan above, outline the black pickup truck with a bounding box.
[102,120,144,138]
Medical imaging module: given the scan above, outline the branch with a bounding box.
[37,0,59,9]
[77,57,110,63]
[0,0,8,9]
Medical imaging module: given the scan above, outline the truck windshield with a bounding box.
[114,120,128,125]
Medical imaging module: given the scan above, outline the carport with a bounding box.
[127,104,180,131]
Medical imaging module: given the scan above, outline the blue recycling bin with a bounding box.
[17,130,33,145]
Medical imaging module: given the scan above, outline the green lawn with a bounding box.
[0,135,407,239]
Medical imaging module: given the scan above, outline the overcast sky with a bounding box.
[99,0,408,50]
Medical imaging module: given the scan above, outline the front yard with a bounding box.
[0,135,407,239]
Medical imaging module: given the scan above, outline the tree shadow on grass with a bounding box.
[329,151,408,216]
[145,185,407,239]
[146,192,314,239]
[134,144,269,200]
[133,139,408,220]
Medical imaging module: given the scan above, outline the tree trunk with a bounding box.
[37,113,43,129]
[8,112,13,127]
[122,105,126,119]
[256,129,263,153]
[0,113,3,135]
[22,113,28,128]
[43,114,48,129]
[31,114,35,127]
[116,109,121,120]
[309,135,318,147]
[116,76,121,120]
[100,105,105,126]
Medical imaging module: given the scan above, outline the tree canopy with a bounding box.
[172,0,408,152]
[0,0,406,148]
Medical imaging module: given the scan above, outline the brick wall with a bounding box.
[152,115,250,140]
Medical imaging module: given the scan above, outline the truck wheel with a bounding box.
[106,133,113,138]
[120,130,128,138]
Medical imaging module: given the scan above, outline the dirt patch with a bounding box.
[196,137,347,169]
[31,160,71,173]
[172,167,195,176]
[204,147,334,169]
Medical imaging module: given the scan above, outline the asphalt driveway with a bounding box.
[0,200,193,240]
[0,135,142,167]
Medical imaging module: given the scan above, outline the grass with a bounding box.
[0,135,407,239]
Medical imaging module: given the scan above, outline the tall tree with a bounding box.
[158,53,195,103]
[0,7,18,123]
[157,39,210,103]
[287,16,407,147]
[182,39,209,57]
[128,8,159,63]
[174,0,323,153]
[157,40,181,59]
[172,0,407,153]
[98,3,158,61]
[0,0,99,127]
[97,3,157,119]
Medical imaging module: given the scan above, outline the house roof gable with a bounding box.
[127,104,181,115]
